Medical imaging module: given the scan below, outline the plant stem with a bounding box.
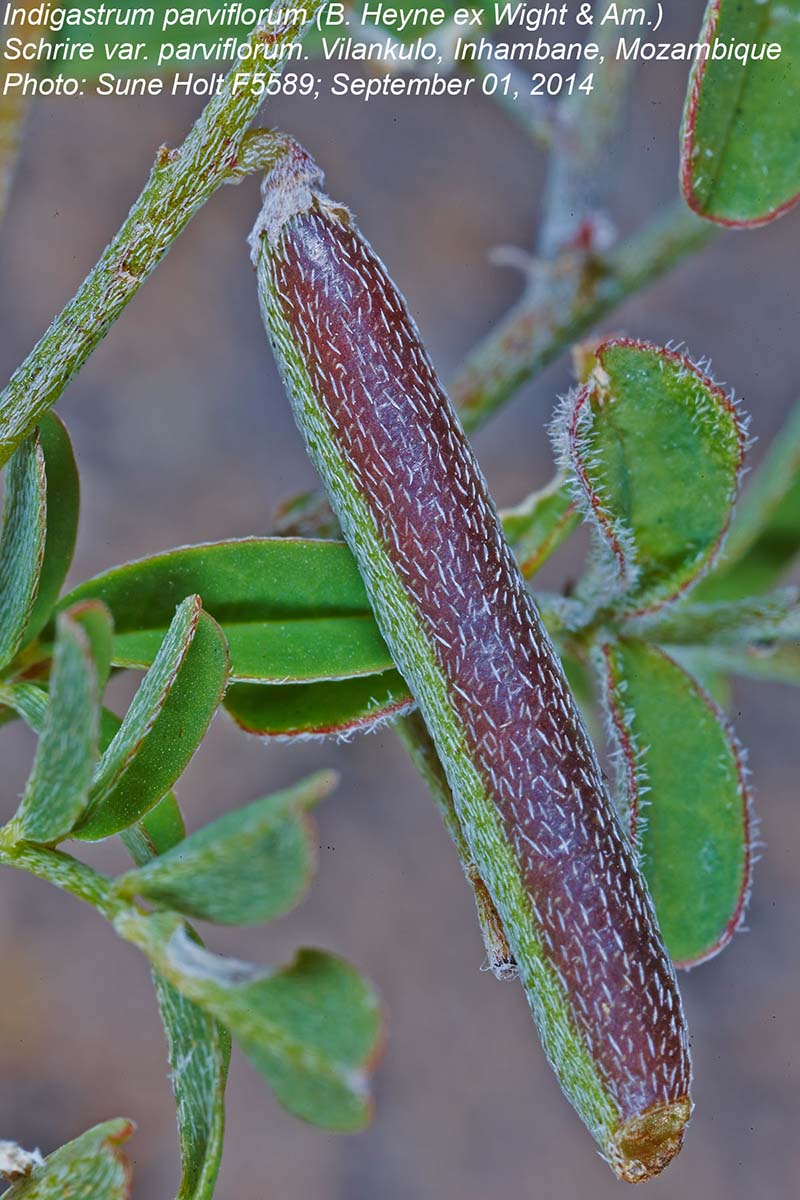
[0,836,120,920]
[451,2,717,435]
[0,8,323,469]
[454,201,717,432]
[536,0,651,259]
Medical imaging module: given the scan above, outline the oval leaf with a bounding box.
[695,400,800,601]
[676,642,800,688]
[224,671,414,739]
[75,596,229,840]
[13,607,107,844]
[111,615,392,683]
[58,538,393,684]
[561,338,747,613]
[3,1120,134,1199]
[160,930,382,1133]
[631,587,800,647]
[598,637,752,968]
[116,770,336,925]
[0,432,46,669]
[23,413,80,645]
[682,0,800,226]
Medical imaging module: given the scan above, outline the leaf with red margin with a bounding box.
[681,0,800,227]
[694,399,800,601]
[597,637,752,969]
[3,1119,134,1198]
[224,670,414,740]
[557,338,747,615]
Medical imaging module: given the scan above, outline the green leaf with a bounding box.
[3,1119,134,1198]
[695,401,800,601]
[598,637,751,968]
[0,681,48,732]
[75,596,229,841]
[666,648,733,712]
[111,615,392,683]
[630,587,800,646]
[681,0,800,226]
[499,475,580,579]
[12,607,106,844]
[224,670,414,739]
[676,643,800,688]
[137,793,188,861]
[0,432,46,669]
[153,971,230,1200]
[120,784,229,1200]
[69,598,114,694]
[116,771,335,925]
[23,413,80,645]
[58,538,393,683]
[157,927,382,1132]
[561,338,747,613]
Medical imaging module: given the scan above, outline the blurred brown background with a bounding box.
[1,3,799,1196]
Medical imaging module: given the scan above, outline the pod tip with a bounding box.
[611,1096,692,1184]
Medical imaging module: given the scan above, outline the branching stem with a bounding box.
[0,835,121,920]
[0,7,323,468]
[454,202,716,432]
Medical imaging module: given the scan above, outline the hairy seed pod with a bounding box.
[250,141,692,1182]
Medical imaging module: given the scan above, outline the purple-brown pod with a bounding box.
[250,139,692,1181]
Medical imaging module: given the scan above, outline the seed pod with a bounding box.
[250,141,692,1182]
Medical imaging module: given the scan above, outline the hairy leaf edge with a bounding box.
[597,638,755,969]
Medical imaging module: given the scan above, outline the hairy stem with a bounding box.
[0,836,121,920]
[454,201,716,432]
[537,0,652,258]
[0,7,323,469]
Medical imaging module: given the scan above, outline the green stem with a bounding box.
[0,836,121,920]
[0,8,323,469]
[536,1,653,258]
[453,201,717,433]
